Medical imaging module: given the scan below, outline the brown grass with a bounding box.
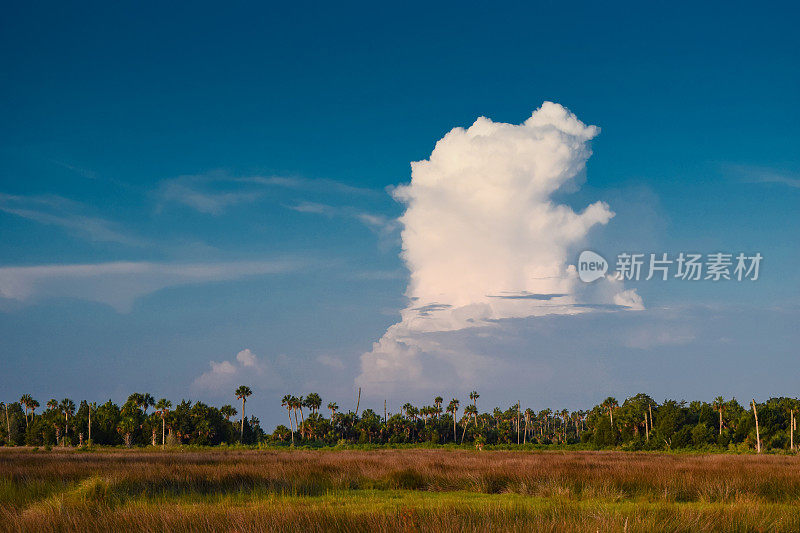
[2,449,800,531]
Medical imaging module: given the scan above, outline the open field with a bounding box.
[2,448,800,532]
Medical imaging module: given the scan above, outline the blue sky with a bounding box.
[1,2,798,428]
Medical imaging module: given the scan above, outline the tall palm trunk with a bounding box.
[461,417,468,444]
[791,410,794,452]
[719,409,723,435]
[162,416,166,449]
[298,407,305,439]
[287,408,295,445]
[240,398,246,441]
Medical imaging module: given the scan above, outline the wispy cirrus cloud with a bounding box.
[155,175,264,215]
[155,172,380,215]
[0,259,299,312]
[287,201,399,243]
[0,193,148,246]
[728,164,800,188]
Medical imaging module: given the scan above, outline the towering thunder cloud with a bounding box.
[358,102,641,390]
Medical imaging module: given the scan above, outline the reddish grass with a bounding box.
[2,449,800,531]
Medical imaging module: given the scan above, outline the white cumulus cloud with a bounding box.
[192,348,281,393]
[357,102,641,391]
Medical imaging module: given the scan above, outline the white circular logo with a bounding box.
[578,250,608,282]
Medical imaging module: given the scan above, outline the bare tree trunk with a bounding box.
[791,410,794,452]
[240,399,245,441]
[517,403,521,445]
[162,416,166,449]
[648,404,653,436]
[453,412,457,443]
[88,407,91,445]
[299,407,305,439]
[287,409,294,445]
[355,387,361,417]
[751,399,761,454]
[461,418,468,444]
[524,414,528,444]
[4,404,10,445]
[719,409,723,436]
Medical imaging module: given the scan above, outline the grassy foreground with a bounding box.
[2,448,800,532]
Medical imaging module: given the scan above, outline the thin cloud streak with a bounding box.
[155,172,382,215]
[728,164,800,188]
[0,259,300,312]
[0,193,148,246]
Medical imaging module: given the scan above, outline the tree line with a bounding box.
[0,387,263,447]
[1,388,798,452]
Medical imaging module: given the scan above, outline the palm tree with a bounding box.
[289,396,300,437]
[1,402,10,445]
[434,397,443,419]
[282,395,295,445]
[305,393,322,415]
[295,396,306,439]
[155,399,171,448]
[539,409,552,437]
[524,408,534,444]
[87,402,96,445]
[59,398,76,445]
[559,409,569,442]
[328,401,339,440]
[602,397,619,427]
[712,396,725,436]
[117,416,137,448]
[461,405,478,444]
[140,393,155,416]
[327,402,338,418]
[20,395,36,428]
[48,398,60,443]
[235,385,252,441]
[220,404,237,421]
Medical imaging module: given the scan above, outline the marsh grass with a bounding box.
[2,449,800,531]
